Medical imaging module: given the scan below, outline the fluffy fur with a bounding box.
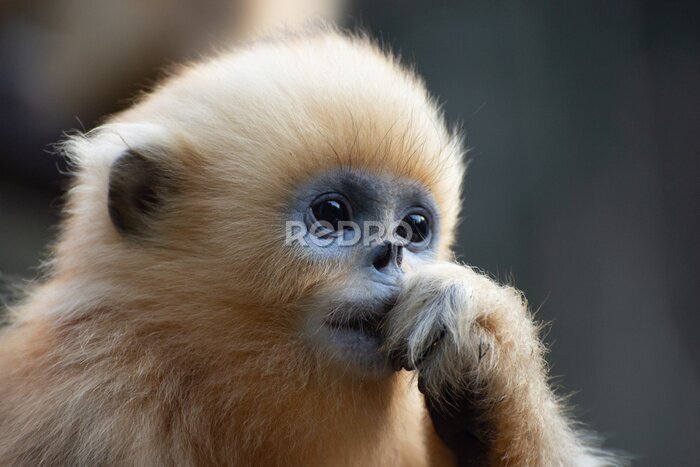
[0,28,617,465]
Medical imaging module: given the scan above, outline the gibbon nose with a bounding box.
[371,241,403,272]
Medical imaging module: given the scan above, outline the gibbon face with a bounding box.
[290,168,442,375]
[66,30,464,379]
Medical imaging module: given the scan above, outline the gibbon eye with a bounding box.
[309,194,352,233]
[396,210,431,246]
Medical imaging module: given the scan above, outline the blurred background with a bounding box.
[1,0,698,464]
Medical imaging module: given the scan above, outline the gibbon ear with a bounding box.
[108,149,172,237]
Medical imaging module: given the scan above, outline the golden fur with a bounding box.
[0,28,616,466]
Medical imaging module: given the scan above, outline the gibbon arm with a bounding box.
[384,263,615,466]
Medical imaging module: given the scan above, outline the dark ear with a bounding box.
[108,149,172,236]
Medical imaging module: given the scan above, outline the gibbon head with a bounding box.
[58,29,464,378]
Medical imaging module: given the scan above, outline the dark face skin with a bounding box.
[286,168,440,376]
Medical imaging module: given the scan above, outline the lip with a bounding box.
[316,298,398,377]
[320,320,387,376]
[325,314,382,338]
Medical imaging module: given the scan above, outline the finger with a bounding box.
[421,380,490,466]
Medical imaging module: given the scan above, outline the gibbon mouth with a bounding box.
[324,297,397,339]
[317,298,397,374]
[322,315,385,371]
[325,315,383,338]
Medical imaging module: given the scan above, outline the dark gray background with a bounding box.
[1,1,698,464]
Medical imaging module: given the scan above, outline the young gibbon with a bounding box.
[0,28,619,466]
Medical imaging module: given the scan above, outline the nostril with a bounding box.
[372,242,403,272]
[373,243,392,271]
